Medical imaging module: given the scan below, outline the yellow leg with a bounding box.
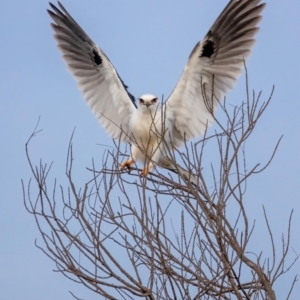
[120,158,134,170]
[140,163,153,177]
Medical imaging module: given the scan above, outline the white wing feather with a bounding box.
[48,2,136,142]
[165,0,266,146]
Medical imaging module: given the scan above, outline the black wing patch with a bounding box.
[200,40,215,58]
[92,48,102,65]
[200,30,220,61]
[48,2,136,108]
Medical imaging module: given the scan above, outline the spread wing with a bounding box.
[48,2,137,142]
[165,0,266,146]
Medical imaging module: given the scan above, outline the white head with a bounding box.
[138,94,159,113]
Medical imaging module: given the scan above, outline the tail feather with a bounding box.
[165,164,199,186]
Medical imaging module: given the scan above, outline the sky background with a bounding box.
[1,0,300,299]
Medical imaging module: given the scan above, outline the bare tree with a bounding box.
[23,75,299,299]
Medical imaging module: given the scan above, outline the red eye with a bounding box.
[139,98,144,103]
[151,98,157,103]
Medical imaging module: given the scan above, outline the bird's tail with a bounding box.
[166,164,199,186]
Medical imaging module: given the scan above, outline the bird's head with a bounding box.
[138,94,159,113]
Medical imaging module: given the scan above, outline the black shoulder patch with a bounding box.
[200,40,215,58]
[116,72,136,108]
[92,49,102,65]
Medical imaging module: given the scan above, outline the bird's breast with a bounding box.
[129,111,161,154]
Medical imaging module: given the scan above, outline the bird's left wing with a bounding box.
[48,2,137,142]
[164,0,265,147]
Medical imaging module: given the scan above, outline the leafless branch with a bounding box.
[23,78,298,299]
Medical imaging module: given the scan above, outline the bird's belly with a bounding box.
[132,126,158,153]
[129,119,160,162]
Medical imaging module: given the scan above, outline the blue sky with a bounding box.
[1,0,300,299]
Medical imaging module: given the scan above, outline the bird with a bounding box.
[47,0,265,178]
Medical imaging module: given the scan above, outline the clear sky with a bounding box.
[1,0,300,299]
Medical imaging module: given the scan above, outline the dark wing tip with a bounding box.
[197,0,265,60]
[47,2,136,108]
[48,2,61,15]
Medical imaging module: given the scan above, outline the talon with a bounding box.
[140,166,150,177]
[120,159,134,171]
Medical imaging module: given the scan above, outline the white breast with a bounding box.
[129,109,161,162]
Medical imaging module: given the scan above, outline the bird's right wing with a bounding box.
[48,2,137,142]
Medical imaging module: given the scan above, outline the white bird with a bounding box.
[48,0,265,178]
